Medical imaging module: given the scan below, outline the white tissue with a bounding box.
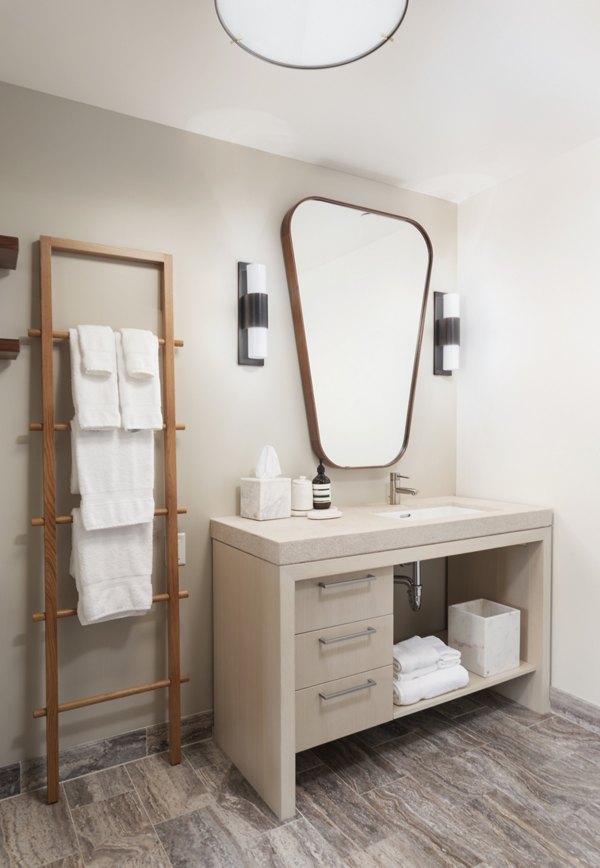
[255,445,281,479]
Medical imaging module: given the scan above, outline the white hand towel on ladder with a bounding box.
[71,417,155,530]
[70,508,153,625]
[77,325,117,376]
[116,332,163,431]
[70,328,121,430]
[120,328,159,379]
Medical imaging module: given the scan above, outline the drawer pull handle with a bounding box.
[319,678,377,701]
[319,627,376,646]
[318,574,376,590]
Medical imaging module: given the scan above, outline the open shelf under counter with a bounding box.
[392,660,536,719]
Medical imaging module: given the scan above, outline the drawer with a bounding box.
[295,665,392,752]
[295,566,392,633]
[295,614,393,690]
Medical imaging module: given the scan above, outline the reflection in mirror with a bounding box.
[282,197,432,468]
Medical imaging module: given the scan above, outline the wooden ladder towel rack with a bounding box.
[31,235,187,804]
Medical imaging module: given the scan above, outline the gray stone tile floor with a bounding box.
[0,690,598,866]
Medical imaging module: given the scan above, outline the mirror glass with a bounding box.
[282,197,432,468]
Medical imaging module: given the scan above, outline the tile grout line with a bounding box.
[552,708,600,736]
[14,734,215,801]
[122,762,175,868]
[297,793,360,857]
[358,770,413,799]
[297,764,385,856]
[8,713,214,801]
[60,782,87,867]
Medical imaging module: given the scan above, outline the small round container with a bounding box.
[291,476,313,516]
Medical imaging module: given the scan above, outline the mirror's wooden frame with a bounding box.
[281,196,433,469]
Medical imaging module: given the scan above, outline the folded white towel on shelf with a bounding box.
[392,664,470,706]
[70,508,153,626]
[116,332,163,431]
[71,417,155,530]
[395,663,439,682]
[393,635,441,675]
[423,634,462,668]
[77,325,117,376]
[120,328,159,379]
[70,328,121,430]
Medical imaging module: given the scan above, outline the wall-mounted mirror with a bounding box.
[282,197,432,468]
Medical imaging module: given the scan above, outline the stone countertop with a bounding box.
[210,496,552,566]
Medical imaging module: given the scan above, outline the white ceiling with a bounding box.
[1,0,600,202]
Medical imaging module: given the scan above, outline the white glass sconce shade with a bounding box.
[215,0,410,70]
[247,327,268,360]
[434,291,460,375]
[239,262,268,366]
[442,292,460,319]
[442,344,460,371]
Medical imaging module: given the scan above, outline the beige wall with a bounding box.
[457,135,600,709]
[0,83,457,766]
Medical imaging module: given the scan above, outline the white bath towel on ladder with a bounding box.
[71,417,155,530]
[70,508,153,625]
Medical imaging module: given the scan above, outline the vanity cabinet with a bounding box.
[294,567,393,751]
[211,498,552,820]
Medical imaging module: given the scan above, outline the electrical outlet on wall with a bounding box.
[178,532,186,566]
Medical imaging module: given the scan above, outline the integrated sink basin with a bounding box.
[376,505,485,520]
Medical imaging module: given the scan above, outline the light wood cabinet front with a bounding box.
[294,567,394,749]
[212,517,551,821]
[295,566,393,633]
[296,665,393,752]
[295,614,393,690]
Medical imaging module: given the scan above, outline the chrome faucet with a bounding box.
[389,472,418,505]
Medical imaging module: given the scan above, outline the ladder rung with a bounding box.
[32,591,189,622]
[28,328,183,348]
[31,507,187,526]
[34,675,190,718]
[30,422,185,432]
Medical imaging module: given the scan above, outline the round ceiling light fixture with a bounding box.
[214,0,410,70]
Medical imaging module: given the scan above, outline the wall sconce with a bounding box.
[238,262,268,366]
[434,292,460,375]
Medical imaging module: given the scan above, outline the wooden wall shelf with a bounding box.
[0,338,20,360]
[0,236,19,270]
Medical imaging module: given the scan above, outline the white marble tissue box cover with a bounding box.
[448,598,520,677]
[240,477,291,521]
